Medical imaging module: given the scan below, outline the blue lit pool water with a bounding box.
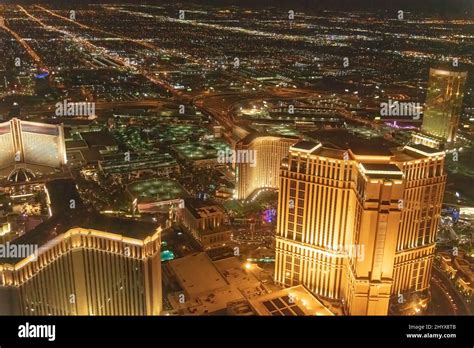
[161,250,175,261]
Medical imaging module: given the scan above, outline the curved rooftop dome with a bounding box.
[7,167,36,183]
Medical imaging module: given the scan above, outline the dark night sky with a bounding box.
[2,0,473,16]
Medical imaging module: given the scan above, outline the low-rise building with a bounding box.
[248,285,334,316]
[166,253,243,315]
[99,152,180,180]
[178,198,232,250]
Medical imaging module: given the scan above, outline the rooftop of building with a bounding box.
[6,167,36,183]
[430,65,469,76]
[79,130,118,148]
[248,285,334,316]
[306,129,397,156]
[167,252,231,297]
[126,178,188,203]
[266,125,301,137]
[65,139,89,150]
[233,123,256,135]
[183,198,225,220]
[291,140,322,152]
[412,131,444,143]
[167,253,265,315]
[173,142,219,161]
[403,143,446,157]
[99,152,178,174]
[1,118,62,132]
[226,300,256,315]
[359,163,404,179]
[112,108,150,116]
[45,178,85,216]
[238,130,300,146]
[290,129,445,163]
[149,124,211,143]
[0,212,161,264]
[214,257,266,300]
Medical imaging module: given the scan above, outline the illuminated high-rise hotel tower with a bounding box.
[420,67,468,144]
[275,131,446,315]
[236,133,299,200]
[0,118,67,179]
[0,216,163,316]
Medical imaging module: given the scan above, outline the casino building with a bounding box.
[0,216,163,316]
[0,118,67,181]
[274,130,446,315]
[235,133,299,200]
[0,179,163,316]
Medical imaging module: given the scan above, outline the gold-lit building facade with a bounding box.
[275,138,446,315]
[0,118,67,170]
[236,134,299,200]
[0,227,162,316]
[421,67,468,143]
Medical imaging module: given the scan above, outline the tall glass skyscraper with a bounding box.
[421,67,468,143]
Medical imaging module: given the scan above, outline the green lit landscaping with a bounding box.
[113,127,152,152]
[126,178,187,202]
[208,140,231,153]
[173,142,218,160]
[173,139,231,161]
[264,124,300,137]
[155,125,210,143]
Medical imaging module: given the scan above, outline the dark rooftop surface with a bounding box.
[45,179,85,216]
[80,130,118,148]
[184,198,224,220]
[406,143,443,154]
[360,163,403,172]
[291,140,321,151]
[306,129,397,156]
[360,163,404,179]
[72,214,159,240]
[81,147,105,163]
[65,139,88,150]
